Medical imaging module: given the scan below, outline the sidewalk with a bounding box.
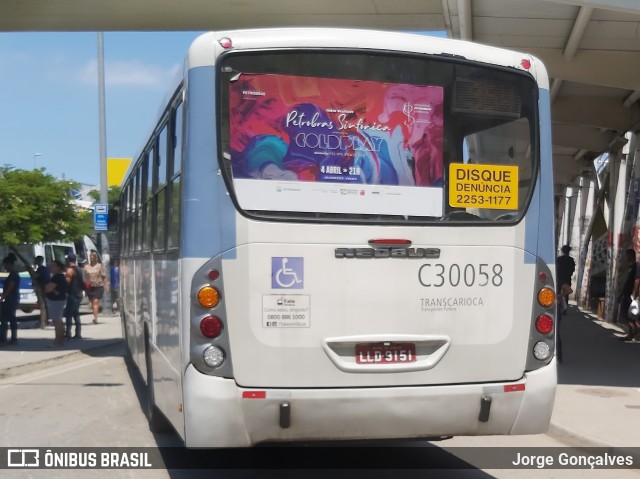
[0,302,638,454]
[0,306,123,379]
[549,302,640,455]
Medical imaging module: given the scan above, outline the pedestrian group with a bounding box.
[0,250,112,347]
[555,244,640,358]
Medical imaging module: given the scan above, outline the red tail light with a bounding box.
[535,314,553,335]
[200,316,223,338]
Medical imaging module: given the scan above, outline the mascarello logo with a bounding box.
[271,257,304,289]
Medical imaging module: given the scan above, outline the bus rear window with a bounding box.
[228,73,444,218]
[218,51,538,224]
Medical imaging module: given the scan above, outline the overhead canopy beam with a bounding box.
[526,48,640,92]
[552,96,640,132]
[553,151,595,186]
[548,5,593,104]
[457,0,473,40]
[545,0,640,15]
[552,123,615,151]
[624,91,640,109]
[563,6,593,60]
[553,154,586,186]
[0,0,447,31]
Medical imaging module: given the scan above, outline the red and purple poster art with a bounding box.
[229,74,444,188]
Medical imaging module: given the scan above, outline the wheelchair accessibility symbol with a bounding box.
[272,257,304,289]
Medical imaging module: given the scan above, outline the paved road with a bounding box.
[1,343,639,478]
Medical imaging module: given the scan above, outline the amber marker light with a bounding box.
[537,287,555,308]
[198,286,220,308]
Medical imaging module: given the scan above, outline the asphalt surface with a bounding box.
[0,302,638,457]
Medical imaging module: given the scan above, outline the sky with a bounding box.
[0,31,205,186]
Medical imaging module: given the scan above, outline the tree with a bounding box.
[88,184,121,204]
[0,167,92,328]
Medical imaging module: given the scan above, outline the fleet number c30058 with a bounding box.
[418,263,503,287]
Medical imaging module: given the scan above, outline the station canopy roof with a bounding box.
[3,0,640,190]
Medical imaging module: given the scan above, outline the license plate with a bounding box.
[355,342,416,364]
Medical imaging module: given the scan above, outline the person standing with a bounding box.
[618,248,640,341]
[0,254,21,345]
[556,245,576,313]
[555,245,576,363]
[45,260,67,346]
[110,259,120,314]
[34,255,51,324]
[64,253,84,339]
[84,251,108,324]
[34,255,51,288]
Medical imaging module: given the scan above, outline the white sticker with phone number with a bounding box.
[263,295,310,328]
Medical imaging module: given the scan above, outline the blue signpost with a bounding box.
[94,203,108,231]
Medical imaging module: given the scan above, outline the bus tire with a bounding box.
[122,325,135,364]
[144,331,172,434]
[121,313,133,366]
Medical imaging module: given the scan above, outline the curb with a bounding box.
[548,422,640,463]
[0,339,123,380]
[547,422,606,448]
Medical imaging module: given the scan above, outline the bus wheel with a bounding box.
[144,333,172,433]
[121,314,133,366]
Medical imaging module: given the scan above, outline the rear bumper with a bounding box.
[19,302,38,312]
[19,290,38,312]
[183,361,556,447]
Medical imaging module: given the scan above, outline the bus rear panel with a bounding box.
[181,30,556,447]
[120,29,556,447]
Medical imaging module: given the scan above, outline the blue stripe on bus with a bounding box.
[524,180,540,265]
[0,272,31,288]
[526,87,555,266]
[182,66,238,260]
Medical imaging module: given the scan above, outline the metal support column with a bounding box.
[604,149,624,322]
[608,134,639,323]
[575,173,594,307]
[555,189,567,248]
[97,32,111,315]
[577,166,609,310]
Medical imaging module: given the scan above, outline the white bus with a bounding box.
[118,28,557,447]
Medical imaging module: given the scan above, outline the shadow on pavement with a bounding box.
[558,305,640,388]
[121,347,494,476]
[0,310,123,357]
[120,306,640,474]
[0,336,123,355]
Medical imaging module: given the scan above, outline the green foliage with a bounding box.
[0,167,91,245]
[88,185,121,205]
